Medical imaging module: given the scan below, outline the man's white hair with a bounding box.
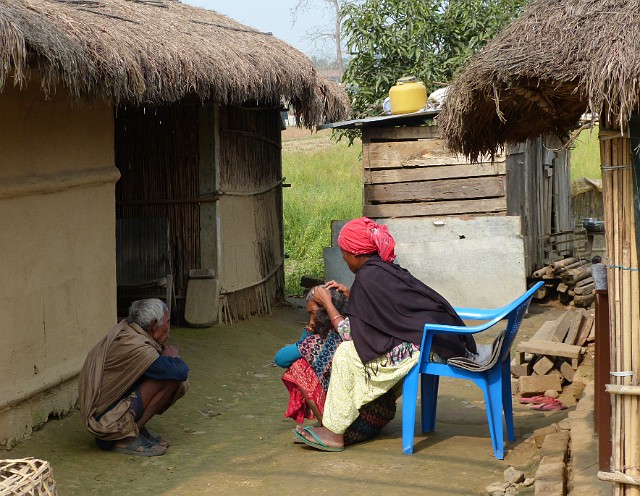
[128,298,168,330]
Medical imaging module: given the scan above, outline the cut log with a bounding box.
[556,259,588,273]
[574,293,596,308]
[557,283,569,294]
[575,276,595,288]
[549,311,574,342]
[574,283,595,296]
[564,309,585,345]
[533,266,551,278]
[576,314,595,346]
[517,340,584,360]
[559,292,574,305]
[551,257,578,270]
[532,319,562,341]
[561,266,592,285]
[533,284,548,300]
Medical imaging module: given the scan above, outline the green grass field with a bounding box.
[571,126,601,180]
[281,125,601,296]
[282,131,361,295]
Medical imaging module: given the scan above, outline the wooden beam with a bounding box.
[517,340,584,359]
[364,139,506,168]
[364,162,505,184]
[364,176,505,203]
[363,197,507,218]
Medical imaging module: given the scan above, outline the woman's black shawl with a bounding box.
[346,255,477,364]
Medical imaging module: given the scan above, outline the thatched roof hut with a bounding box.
[439,0,640,160]
[0,0,350,448]
[0,0,348,125]
[440,0,640,491]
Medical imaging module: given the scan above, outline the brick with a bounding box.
[535,460,566,480]
[519,374,562,396]
[533,356,555,375]
[559,360,575,382]
[511,359,533,378]
[533,425,559,447]
[534,478,565,496]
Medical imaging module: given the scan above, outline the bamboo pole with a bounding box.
[599,471,640,486]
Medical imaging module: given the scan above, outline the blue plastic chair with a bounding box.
[401,281,544,459]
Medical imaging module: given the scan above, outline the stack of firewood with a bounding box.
[511,308,594,395]
[531,257,595,308]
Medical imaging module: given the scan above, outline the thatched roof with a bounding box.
[439,0,640,161]
[0,0,348,125]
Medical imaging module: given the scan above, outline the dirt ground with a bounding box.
[1,298,577,495]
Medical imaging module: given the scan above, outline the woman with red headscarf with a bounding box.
[293,217,477,451]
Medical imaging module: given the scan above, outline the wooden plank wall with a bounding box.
[361,124,507,218]
[506,136,573,273]
[115,103,200,319]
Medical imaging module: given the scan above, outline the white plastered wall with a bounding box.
[325,216,526,309]
[0,81,118,447]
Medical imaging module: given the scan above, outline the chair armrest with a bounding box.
[424,320,498,336]
[454,306,507,321]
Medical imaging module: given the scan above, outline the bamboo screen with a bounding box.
[114,103,200,319]
[216,105,284,323]
[599,115,640,495]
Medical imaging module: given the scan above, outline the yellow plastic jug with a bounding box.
[389,77,427,115]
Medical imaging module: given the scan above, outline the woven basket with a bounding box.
[0,458,57,496]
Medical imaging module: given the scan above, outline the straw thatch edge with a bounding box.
[0,0,349,125]
[439,0,640,160]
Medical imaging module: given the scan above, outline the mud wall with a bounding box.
[0,82,118,447]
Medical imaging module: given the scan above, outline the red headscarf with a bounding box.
[337,217,396,262]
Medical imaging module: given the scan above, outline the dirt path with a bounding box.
[1,300,573,495]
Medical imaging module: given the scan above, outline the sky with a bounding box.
[182,0,333,57]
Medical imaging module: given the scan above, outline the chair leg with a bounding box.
[421,374,439,433]
[402,365,420,454]
[483,372,506,460]
[502,362,515,442]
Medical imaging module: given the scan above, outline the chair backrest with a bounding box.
[497,282,543,363]
[116,217,171,286]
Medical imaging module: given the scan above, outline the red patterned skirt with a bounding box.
[282,358,326,424]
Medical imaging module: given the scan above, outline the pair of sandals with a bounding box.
[519,394,567,411]
[112,427,170,457]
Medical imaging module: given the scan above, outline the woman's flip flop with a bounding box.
[292,426,345,452]
[519,395,558,405]
[530,399,567,411]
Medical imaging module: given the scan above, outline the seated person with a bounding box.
[275,286,397,445]
[78,298,189,456]
[294,217,476,451]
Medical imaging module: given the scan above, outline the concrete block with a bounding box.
[535,478,565,496]
[533,356,555,375]
[377,217,525,308]
[535,460,566,480]
[519,374,562,396]
[533,424,559,447]
[511,359,533,378]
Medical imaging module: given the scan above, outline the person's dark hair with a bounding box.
[592,255,603,264]
[305,286,348,338]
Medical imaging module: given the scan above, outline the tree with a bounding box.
[292,0,357,77]
[341,0,529,119]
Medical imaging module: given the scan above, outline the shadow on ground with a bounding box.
[0,300,574,495]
